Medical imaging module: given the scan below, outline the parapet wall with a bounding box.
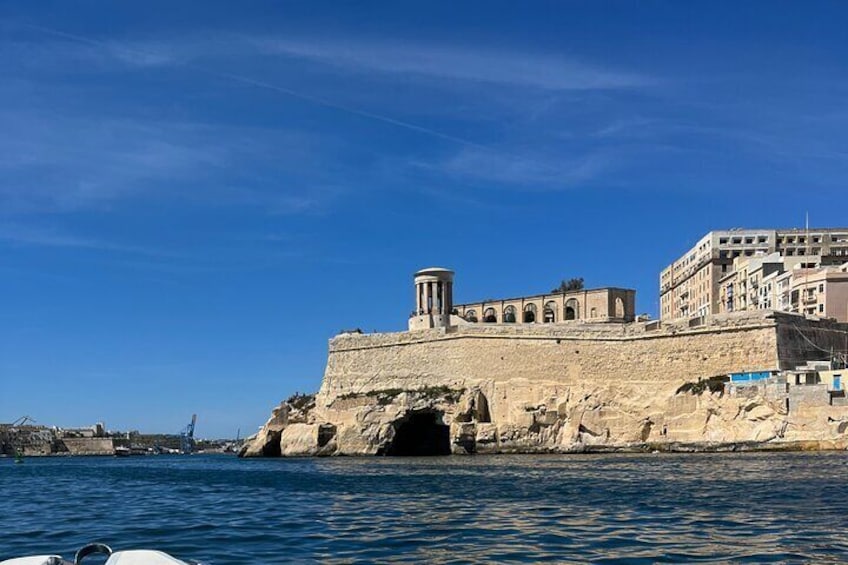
[319,311,794,404]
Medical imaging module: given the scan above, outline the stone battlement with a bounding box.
[320,310,846,403]
[332,310,844,360]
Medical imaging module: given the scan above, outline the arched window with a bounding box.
[615,297,625,319]
[465,309,478,323]
[565,298,579,321]
[523,303,537,323]
[544,301,557,323]
[503,305,517,323]
[483,307,497,323]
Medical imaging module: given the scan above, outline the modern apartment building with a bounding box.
[718,254,848,322]
[660,228,848,321]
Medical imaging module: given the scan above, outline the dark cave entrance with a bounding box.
[384,411,451,456]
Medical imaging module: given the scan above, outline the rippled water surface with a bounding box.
[3,452,848,563]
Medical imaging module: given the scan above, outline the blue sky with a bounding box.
[2,2,847,438]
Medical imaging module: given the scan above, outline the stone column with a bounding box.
[424,282,431,314]
[431,282,437,314]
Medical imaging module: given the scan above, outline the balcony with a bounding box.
[802,294,817,305]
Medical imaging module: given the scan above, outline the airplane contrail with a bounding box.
[19,22,495,153]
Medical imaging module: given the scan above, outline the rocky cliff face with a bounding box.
[242,379,848,456]
[241,312,848,456]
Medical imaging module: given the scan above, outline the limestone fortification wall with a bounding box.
[242,311,848,457]
[60,437,116,456]
[320,312,781,401]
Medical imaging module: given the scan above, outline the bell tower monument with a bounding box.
[408,267,455,330]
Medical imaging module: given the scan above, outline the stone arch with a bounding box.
[382,410,450,456]
[544,301,557,323]
[503,305,517,323]
[465,309,478,323]
[565,298,579,321]
[615,297,625,319]
[483,307,497,323]
[523,303,537,323]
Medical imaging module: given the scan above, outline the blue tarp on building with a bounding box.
[729,371,771,383]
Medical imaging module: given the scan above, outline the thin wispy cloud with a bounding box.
[412,147,616,190]
[0,100,350,214]
[0,111,226,212]
[254,38,654,91]
[8,24,499,152]
[0,223,177,257]
[13,22,655,91]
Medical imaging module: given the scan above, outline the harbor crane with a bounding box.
[11,415,36,428]
[5,416,37,457]
[179,414,197,454]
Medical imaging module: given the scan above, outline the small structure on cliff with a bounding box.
[241,267,848,458]
[408,267,455,331]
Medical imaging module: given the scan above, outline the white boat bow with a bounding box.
[1,544,197,565]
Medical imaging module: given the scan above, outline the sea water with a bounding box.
[2,452,848,563]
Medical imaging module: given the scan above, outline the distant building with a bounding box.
[718,256,848,322]
[660,228,848,321]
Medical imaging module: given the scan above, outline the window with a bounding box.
[819,304,824,313]
[758,236,767,243]
[819,284,824,293]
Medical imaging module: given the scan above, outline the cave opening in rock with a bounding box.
[261,431,282,457]
[385,411,451,456]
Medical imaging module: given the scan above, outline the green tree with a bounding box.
[552,277,584,293]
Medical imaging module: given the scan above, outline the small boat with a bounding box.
[1,543,200,565]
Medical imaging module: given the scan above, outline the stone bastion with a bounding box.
[242,310,848,457]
